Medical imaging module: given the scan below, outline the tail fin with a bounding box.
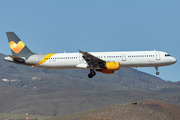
[6,32,34,59]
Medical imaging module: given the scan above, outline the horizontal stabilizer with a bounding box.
[9,55,25,63]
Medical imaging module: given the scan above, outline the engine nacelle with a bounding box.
[98,62,120,74]
[105,62,120,70]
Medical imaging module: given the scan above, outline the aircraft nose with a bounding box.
[171,57,177,64]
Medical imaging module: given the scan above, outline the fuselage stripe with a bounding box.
[34,53,56,66]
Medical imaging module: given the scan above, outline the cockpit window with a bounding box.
[165,54,171,57]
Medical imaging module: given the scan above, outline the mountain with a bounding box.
[45,99,180,120]
[0,86,180,117]
[0,53,180,117]
[0,53,179,91]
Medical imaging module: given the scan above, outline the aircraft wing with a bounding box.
[79,50,105,68]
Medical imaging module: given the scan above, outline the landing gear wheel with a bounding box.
[155,66,160,75]
[88,73,93,78]
[91,71,96,76]
[156,72,160,75]
[88,69,96,78]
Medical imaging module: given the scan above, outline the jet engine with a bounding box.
[97,62,120,74]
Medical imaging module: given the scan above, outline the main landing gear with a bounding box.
[88,69,96,78]
[155,66,160,75]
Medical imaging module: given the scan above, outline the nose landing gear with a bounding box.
[88,69,96,78]
[155,66,160,75]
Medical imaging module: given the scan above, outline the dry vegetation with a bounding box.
[45,99,180,120]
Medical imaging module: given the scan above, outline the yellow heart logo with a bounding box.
[9,41,25,53]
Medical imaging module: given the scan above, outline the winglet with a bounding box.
[78,49,84,54]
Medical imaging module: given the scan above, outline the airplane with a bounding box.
[4,32,177,78]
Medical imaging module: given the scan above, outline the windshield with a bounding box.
[165,54,171,57]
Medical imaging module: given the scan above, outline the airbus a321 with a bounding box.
[4,32,177,78]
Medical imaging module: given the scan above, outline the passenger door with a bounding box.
[156,52,160,60]
[122,54,126,61]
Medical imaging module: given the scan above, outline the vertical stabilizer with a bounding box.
[6,32,34,59]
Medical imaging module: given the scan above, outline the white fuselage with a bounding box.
[22,51,176,69]
[4,32,177,78]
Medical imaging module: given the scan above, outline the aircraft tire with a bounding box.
[88,73,93,78]
[156,72,160,75]
[88,71,96,78]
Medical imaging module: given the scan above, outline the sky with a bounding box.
[0,0,179,82]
